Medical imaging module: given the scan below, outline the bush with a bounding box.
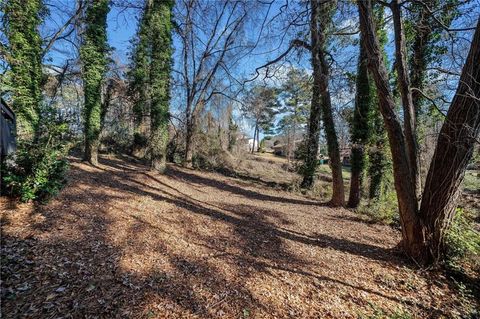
[444,208,480,272]
[2,106,71,202]
[101,128,134,154]
[356,190,399,226]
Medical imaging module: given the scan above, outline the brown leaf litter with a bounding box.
[1,155,478,318]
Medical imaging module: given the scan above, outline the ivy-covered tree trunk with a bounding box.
[358,0,424,259]
[348,30,372,208]
[367,6,389,201]
[311,0,344,206]
[368,107,388,200]
[80,0,110,166]
[148,0,173,172]
[129,0,152,158]
[301,0,328,190]
[3,0,44,139]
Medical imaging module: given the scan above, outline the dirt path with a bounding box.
[0,155,473,318]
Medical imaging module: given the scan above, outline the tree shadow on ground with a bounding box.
[165,165,321,207]
[0,155,460,317]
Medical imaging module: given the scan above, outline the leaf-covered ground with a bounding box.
[1,155,477,318]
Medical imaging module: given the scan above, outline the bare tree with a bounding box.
[174,0,251,167]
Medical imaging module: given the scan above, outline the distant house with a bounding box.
[271,140,303,157]
[340,147,351,166]
[236,134,255,152]
[1,98,16,160]
[270,134,304,157]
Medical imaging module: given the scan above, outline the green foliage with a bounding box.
[2,106,71,202]
[80,0,110,163]
[2,0,44,138]
[127,1,152,130]
[127,0,173,169]
[242,85,279,135]
[359,303,412,319]
[149,0,174,171]
[357,190,399,226]
[258,139,266,153]
[405,0,460,115]
[444,208,480,270]
[277,67,311,132]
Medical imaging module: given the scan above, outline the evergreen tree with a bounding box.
[279,68,311,162]
[80,0,110,165]
[242,86,278,153]
[2,0,44,139]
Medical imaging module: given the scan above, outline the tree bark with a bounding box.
[348,28,372,208]
[252,122,258,154]
[358,0,423,258]
[301,0,323,189]
[184,117,194,167]
[409,0,433,116]
[359,0,480,264]
[419,19,480,263]
[148,0,173,173]
[391,0,422,202]
[81,0,110,166]
[313,0,344,206]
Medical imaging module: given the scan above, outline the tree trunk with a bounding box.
[252,122,257,154]
[148,0,173,173]
[359,0,480,264]
[358,0,424,259]
[348,28,372,208]
[409,0,433,116]
[301,0,323,189]
[81,0,110,166]
[313,0,344,206]
[419,19,480,263]
[292,103,297,161]
[391,0,421,202]
[184,118,194,167]
[256,125,260,153]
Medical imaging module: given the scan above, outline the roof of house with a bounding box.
[1,98,15,121]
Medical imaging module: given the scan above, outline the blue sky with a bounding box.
[39,0,479,140]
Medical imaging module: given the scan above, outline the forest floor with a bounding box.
[1,154,478,318]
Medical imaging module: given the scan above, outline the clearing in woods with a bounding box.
[1,155,477,318]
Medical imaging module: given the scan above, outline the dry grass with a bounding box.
[1,154,478,318]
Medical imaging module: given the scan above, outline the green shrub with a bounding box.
[357,190,399,226]
[2,106,71,202]
[359,303,412,319]
[444,208,480,271]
